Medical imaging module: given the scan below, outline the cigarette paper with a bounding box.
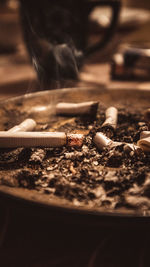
[0,132,84,148]
[93,132,121,150]
[8,119,36,133]
[0,132,66,148]
[56,101,99,116]
[101,107,118,130]
[137,137,150,152]
[140,131,150,139]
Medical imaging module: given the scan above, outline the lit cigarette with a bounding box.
[56,101,99,116]
[8,119,36,133]
[93,132,121,150]
[0,132,84,148]
[137,137,150,152]
[101,107,118,130]
[140,131,150,139]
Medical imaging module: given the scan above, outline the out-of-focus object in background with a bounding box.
[19,0,121,88]
[0,0,22,54]
[90,6,150,32]
[111,44,150,80]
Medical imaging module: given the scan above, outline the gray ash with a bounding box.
[0,106,150,213]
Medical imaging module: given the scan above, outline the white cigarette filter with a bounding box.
[0,132,84,148]
[56,101,99,116]
[137,137,150,152]
[140,131,150,139]
[93,132,121,150]
[8,119,36,133]
[102,107,118,129]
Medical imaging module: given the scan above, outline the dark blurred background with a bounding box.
[0,0,150,98]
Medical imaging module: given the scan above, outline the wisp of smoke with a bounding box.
[19,0,86,90]
[31,40,83,89]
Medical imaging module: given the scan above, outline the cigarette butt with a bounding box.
[8,119,36,133]
[101,107,118,130]
[93,132,121,150]
[56,101,99,116]
[140,131,150,139]
[0,132,84,148]
[94,132,112,150]
[137,137,150,152]
[94,132,141,153]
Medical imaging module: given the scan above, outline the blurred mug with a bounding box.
[19,0,121,86]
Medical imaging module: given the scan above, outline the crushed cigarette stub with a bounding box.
[8,119,36,133]
[56,101,99,116]
[93,132,121,150]
[101,106,118,130]
[137,136,150,152]
[0,132,84,148]
[94,132,141,153]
